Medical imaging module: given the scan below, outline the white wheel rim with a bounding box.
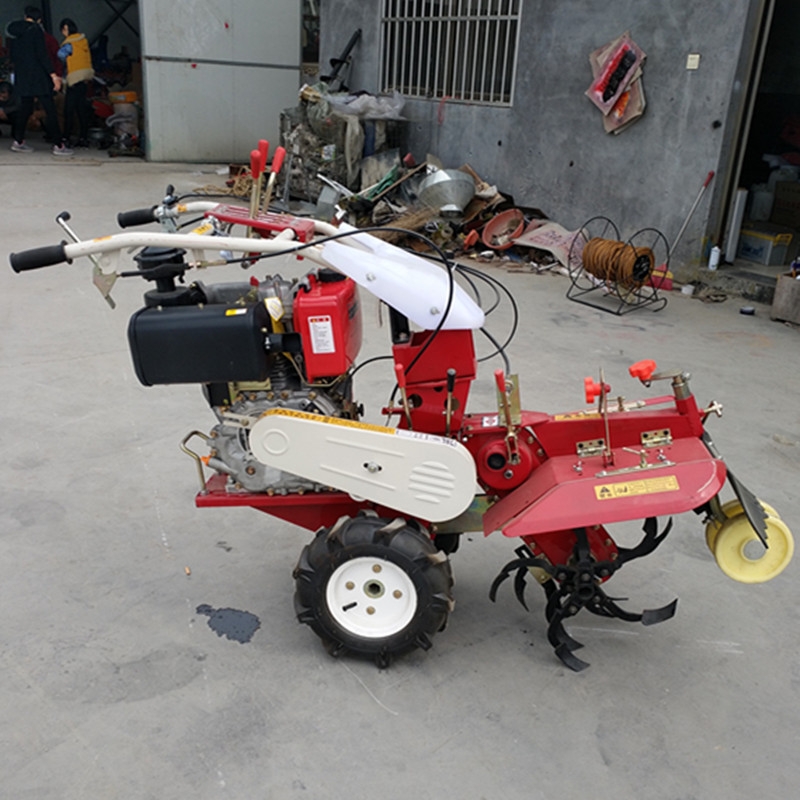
[713,515,795,584]
[326,556,418,638]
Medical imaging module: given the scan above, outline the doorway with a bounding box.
[723,0,800,274]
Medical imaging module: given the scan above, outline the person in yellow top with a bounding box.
[58,18,94,147]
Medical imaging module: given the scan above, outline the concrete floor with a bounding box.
[2,142,799,800]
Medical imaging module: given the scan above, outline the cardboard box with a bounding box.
[737,227,792,265]
[771,272,800,325]
[771,181,800,228]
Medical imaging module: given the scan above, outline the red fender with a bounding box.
[483,436,725,538]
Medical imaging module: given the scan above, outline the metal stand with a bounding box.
[566,216,669,315]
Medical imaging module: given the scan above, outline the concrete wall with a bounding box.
[320,0,758,267]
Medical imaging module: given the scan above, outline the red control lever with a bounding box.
[258,139,269,172]
[250,149,262,180]
[394,364,413,428]
[584,376,610,404]
[629,359,657,382]
[495,369,515,431]
[271,146,286,174]
[259,146,288,214]
[248,149,263,224]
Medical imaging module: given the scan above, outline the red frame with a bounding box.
[197,368,725,549]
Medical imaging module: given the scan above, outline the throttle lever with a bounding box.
[161,184,179,210]
[56,211,117,308]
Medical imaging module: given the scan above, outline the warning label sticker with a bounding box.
[263,408,392,434]
[594,475,679,500]
[308,315,335,354]
[553,411,600,420]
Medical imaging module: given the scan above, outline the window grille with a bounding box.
[380,0,522,106]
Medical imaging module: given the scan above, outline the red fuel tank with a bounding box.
[293,272,362,381]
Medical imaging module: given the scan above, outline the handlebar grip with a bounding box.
[10,242,69,272]
[117,206,157,228]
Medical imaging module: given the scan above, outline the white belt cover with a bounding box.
[248,409,476,522]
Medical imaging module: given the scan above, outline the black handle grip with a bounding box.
[117,206,157,228]
[10,242,69,272]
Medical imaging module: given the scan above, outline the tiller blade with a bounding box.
[490,520,678,671]
[489,544,555,612]
[617,516,673,564]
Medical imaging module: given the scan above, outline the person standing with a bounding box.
[0,81,20,133]
[58,18,94,147]
[5,5,73,155]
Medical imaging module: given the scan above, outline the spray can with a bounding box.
[708,245,720,271]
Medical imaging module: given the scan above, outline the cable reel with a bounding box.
[567,216,669,314]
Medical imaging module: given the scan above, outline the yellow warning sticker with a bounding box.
[263,408,393,434]
[190,222,213,235]
[225,308,247,316]
[594,475,679,500]
[554,411,601,420]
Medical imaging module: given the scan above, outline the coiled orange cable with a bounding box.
[582,238,655,288]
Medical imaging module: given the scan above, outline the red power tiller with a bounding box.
[10,166,793,671]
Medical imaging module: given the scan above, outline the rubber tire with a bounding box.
[713,514,794,584]
[704,499,779,553]
[293,513,455,667]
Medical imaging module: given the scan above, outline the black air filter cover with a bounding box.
[128,302,271,386]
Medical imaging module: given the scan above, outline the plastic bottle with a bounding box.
[708,245,720,271]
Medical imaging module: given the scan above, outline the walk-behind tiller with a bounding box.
[10,176,794,671]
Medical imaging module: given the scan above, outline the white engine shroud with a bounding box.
[320,224,486,331]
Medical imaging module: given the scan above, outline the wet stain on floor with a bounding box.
[196,604,261,643]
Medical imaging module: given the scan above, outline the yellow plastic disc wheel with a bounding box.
[713,514,794,584]
[704,499,779,553]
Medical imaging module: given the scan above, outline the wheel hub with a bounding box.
[326,557,418,638]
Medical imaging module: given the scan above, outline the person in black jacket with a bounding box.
[5,6,73,155]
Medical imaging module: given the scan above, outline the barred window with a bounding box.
[380,0,522,106]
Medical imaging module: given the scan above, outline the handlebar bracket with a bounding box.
[207,204,316,242]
